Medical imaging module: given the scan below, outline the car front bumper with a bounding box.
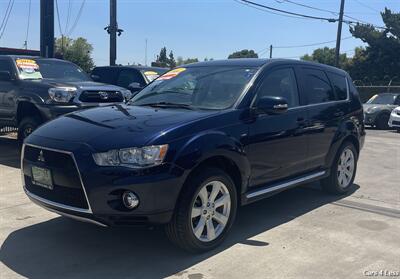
[388,112,400,128]
[21,137,187,227]
[363,112,378,125]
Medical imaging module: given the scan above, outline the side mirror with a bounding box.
[0,71,12,81]
[128,82,143,92]
[255,96,288,115]
[90,74,100,81]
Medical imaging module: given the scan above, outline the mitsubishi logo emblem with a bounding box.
[37,150,45,162]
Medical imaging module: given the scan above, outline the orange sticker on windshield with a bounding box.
[16,59,39,70]
[158,68,186,80]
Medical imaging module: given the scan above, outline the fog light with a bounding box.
[122,191,139,209]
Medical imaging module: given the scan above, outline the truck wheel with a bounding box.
[18,116,42,143]
[165,168,237,253]
[375,113,390,130]
[321,142,358,195]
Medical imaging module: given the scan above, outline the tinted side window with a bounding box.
[0,59,12,72]
[303,68,335,104]
[327,72,348,100]
[92,68,116,84]
[257,68,299,108]
[117,69,145,88]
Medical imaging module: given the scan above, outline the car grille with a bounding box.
[393,120,400,125]
[79,90,123,103]
[23,146,89,210]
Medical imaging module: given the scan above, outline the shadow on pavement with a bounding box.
[0,184,359,279]
[0,137,20,169]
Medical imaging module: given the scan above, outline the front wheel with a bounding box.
[18,116,42,143]
[321,142,358,195]
[375,113,390,130]
[165,168,237,253]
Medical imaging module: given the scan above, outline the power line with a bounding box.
[353,0,381,13]
[0,0,12,33]
[67,0,86,36]
[275,36,353,49]
[65,0,72,35]
[233,0,308,20]
[237,0,338,22]
[55,0,64,36]
[24,0,32,49]
[0,0,14,40]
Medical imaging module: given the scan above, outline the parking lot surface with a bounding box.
[0,129,399,279]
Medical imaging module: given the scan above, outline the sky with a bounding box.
[0,0,399,66]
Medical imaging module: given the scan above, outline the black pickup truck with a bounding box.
[0,55,131,141]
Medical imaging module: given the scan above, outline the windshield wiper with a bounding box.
[138,102,194,110]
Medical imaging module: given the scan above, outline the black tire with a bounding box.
[165,168,237,253]
[321,142,358,195]
[18,116,42,143]
[375,113,390,130]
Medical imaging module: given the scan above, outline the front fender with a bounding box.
[172,131,251,192]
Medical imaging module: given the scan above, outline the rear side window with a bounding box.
[302,68,335,104]
[116,69,146,88]
[92,67,117,84]
[0,59,12,72]
[327,72,348,100]
[257,68,299,108]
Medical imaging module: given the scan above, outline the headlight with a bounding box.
[365,106,378,114]
[121,89,133,101]
[93,144,168,168]
[48,87,77,103]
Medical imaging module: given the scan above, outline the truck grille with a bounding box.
[79,90,123,103]
[23,146,89,210]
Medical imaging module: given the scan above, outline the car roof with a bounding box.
[93,65,167,72]
[0,55,74,63]
[184,58,348,75]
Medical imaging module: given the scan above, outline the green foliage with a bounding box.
[55,37,95,72]
[348,8,400,82]
[151,47,176,68]
[228,49,258,59]
[301,47,349,68]
[176,57,199,66]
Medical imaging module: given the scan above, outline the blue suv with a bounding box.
[22,59,365,252]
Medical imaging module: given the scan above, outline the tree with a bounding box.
[169,51,176,68]
[301,47,350,68]
[348,8,400,82]
[55,37,95,72]
[176,57,199,66]
[228,49,258,59]
[151,47,176,68]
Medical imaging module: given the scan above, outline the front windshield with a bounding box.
[367,94,397,105]
[130,66,259,110]
[15,58,90,82]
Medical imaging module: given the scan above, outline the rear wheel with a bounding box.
[165,168,237,253]
[375,113,390,130]
[321,142,358,194]
[18,116,42,143]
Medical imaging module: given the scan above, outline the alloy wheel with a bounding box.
[337,148,355,188]
[190,181,231,242]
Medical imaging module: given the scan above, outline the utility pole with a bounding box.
[109,0,117,66]
[145,39,148,66]
[335,0,345,67]
[269,45,273,59]
[40,0,54,58]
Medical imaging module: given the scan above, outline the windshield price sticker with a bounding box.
[15,59,42,79]
[158,68,186,80]
[144,71,160,82]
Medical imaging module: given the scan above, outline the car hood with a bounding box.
[31,105,220,150]
[22,79,125,91]
[363,103,396,110]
